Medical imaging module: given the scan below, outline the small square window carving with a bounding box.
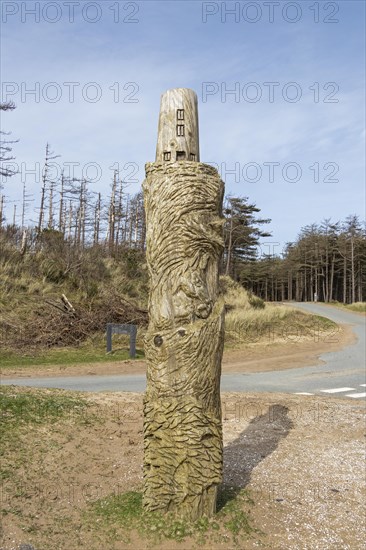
[177,109,184,120]
[176,151,186,161]
[190,153,196,161]
[163,151,171,161]
[176,124,185,137]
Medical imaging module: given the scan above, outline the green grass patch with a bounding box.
[224,306,337,348]
[328,301,366,314]
[0,386,90,435]
[311,313,336,325]
[85,486,256,546]
[0,342,145,369]
[344,302,365,313]
[0,387,94,482]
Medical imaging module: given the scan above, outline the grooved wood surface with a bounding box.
[143,162,225,519]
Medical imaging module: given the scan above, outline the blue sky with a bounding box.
[1,0,365,250]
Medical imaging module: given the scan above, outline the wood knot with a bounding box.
[154,335,163,347]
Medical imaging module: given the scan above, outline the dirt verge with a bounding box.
[1,388,365,550]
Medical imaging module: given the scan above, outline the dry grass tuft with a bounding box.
[220,276,335,346]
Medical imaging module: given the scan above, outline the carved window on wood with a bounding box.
[163,152,171,161]
[177,125,185,137]
[177,109,184,120]
[176,151,186,161]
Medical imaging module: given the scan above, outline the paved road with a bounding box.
[2,303,365,400]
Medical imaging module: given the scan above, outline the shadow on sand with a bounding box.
[218,403,293,510]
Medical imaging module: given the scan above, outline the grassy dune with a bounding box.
[221,276,336,348]
[0,240,336,368]
[341,302,365,313]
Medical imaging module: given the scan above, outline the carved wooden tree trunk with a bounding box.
[142,89,225,521]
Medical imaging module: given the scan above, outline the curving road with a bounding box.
[2,303,365,400]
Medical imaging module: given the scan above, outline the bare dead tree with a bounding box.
[93,192,101,245]
[107,171,117,252]
[48,179,55,229]
[0,194,4,228]
[58,171,65,232]
[37,143,60,235]
[12,204,17,226]
[0,102,18,181]
[21,182,34,230]
[65,177,93,248]
[66,200,73,242]
[124,194,130,246]
[115,176,125,246]
[80,179,87,248]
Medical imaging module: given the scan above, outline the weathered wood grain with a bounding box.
[155,88,200,163]
[143,89,224,521]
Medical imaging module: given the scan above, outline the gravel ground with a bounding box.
[222,392,366,549]
[1,389,365,549]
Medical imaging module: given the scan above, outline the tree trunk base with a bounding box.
[143,162,225,520]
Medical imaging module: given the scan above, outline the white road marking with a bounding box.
[345,392,366,398]
[294,392,314,395]
[320,387,355,393]
[360,384,366,387]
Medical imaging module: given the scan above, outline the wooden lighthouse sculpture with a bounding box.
[142,88,225,520]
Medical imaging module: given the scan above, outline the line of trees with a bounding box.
[239,217,366,303]
[2,177,364,304]
[222,196,271,275]
[1,105,146,250]
[1,103,364,304]
[0,141,146,254]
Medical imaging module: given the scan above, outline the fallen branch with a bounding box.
[61,294,76,313]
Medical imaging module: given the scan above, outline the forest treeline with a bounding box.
[237,217,366,304]
[1,183,364,306]
[1,106,365,306]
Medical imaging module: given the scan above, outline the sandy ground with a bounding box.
[1,324,355,379]
[2,322,364,548]
[1,389,365,550]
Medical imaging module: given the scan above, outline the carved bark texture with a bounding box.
[143,161,225,520]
